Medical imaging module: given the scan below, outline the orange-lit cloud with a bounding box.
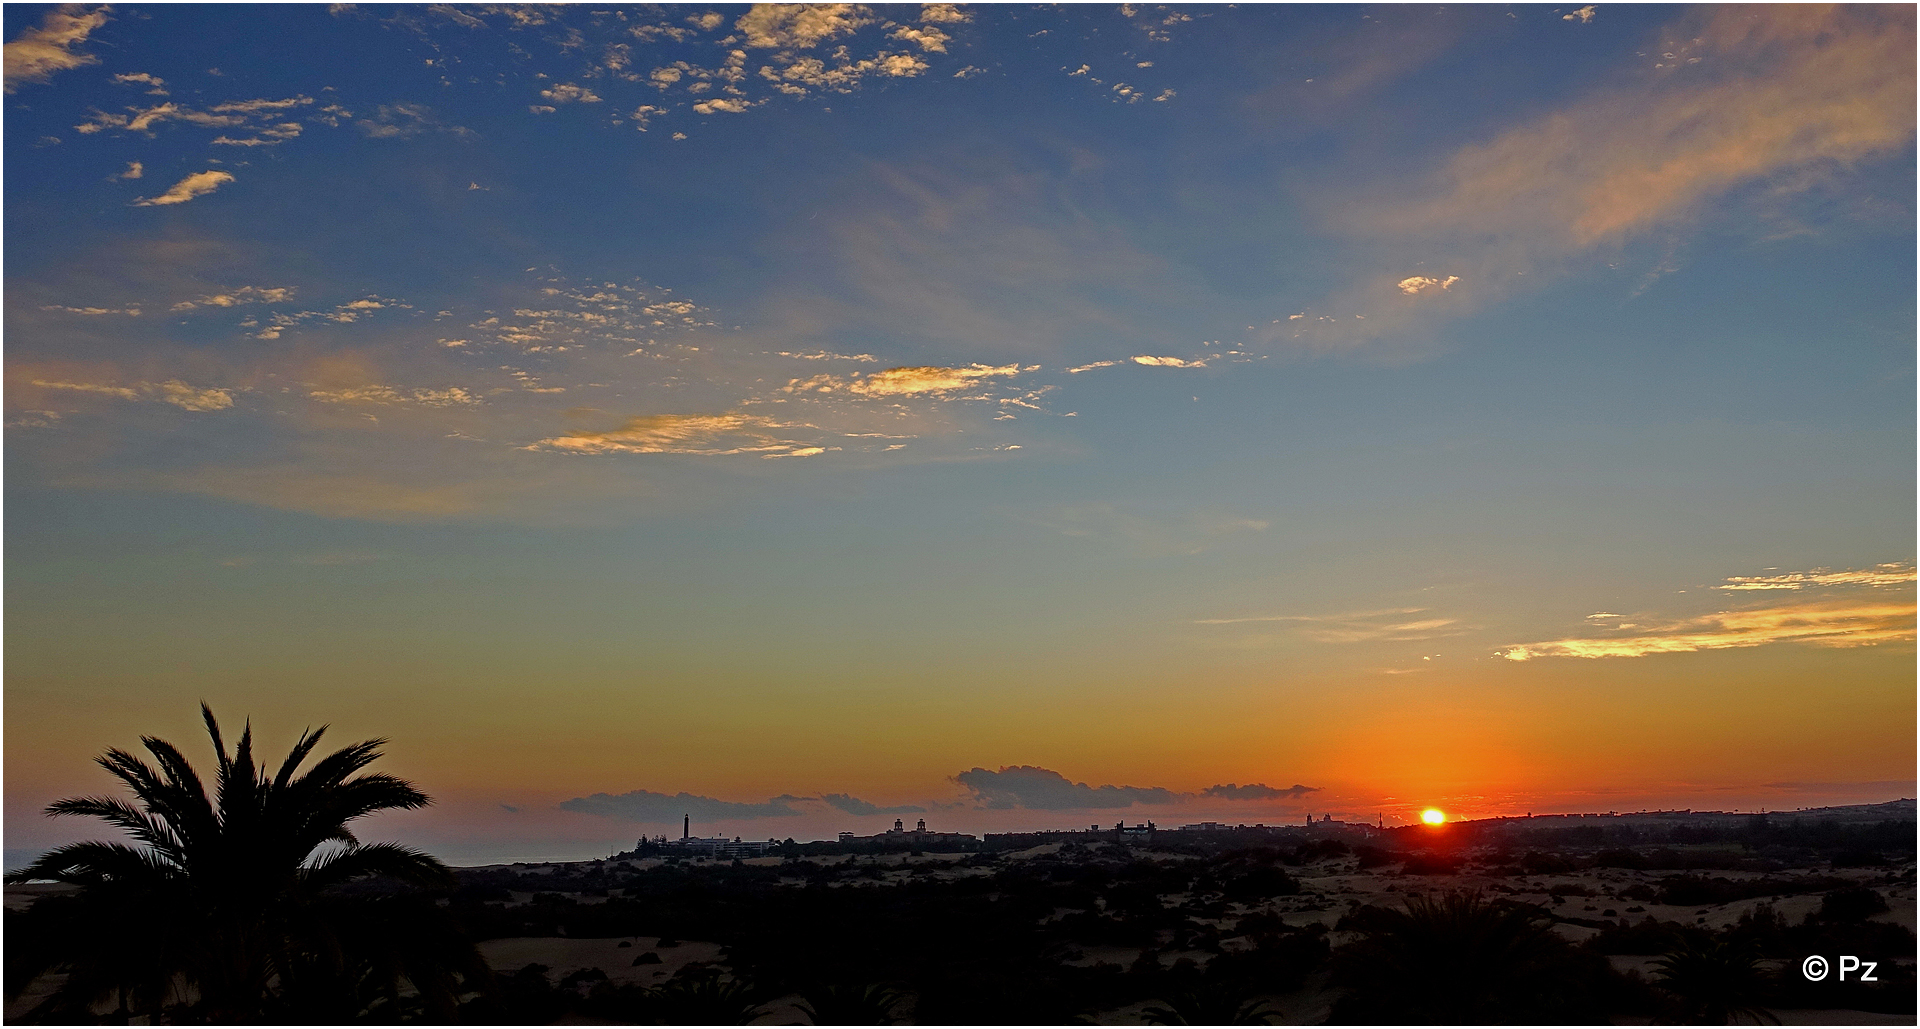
[737,4,873,49]
[1718,563,1915,592]
[1282,5,1916,352]
[27,377,234,411]
[132,170,235,207]
[3,4,109,92]
[783,363,1022,397]
[537,412,823,457]
[1500,599,1917,661]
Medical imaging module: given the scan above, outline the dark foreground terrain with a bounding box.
[9,802,1915,1023]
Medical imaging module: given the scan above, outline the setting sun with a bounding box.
[1421,808,1447,825]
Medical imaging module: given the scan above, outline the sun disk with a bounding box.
[1421,808,1446,825]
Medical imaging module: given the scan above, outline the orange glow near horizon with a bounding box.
[1421,808,1446,825]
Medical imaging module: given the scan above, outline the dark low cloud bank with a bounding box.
[1204,782,1319,800]
[954,765,1178,810]
[821,793,927,816]
[559,789,806,823]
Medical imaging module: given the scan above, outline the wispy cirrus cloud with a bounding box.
[1280,5,1916,354]
[1196,606,1464,644]
[1501,562,1917,660]
[27,377,234,411]
[1717,563,1915,592]
[782,363,1024,397]
[1500,599,1916,661]
[535,412,825,458]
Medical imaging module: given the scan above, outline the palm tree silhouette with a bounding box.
[794,981,910,1025]
[6,705,482,1022]
[1649,937,1779,1025]
[1329,890,1614,1023]
[1141,982,1279,1025]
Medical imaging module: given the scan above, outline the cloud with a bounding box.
[171,285,295,310]
[1395,275,1459,295]
[953,765,1177,810]
[112,71,167,94]
[1196,606,1464,643]
[308,385,480,407]
[1130,355,1207,369]
[1563,5,1596,24]
[4,4,109,92]
[692,97,755,115]
[536,412,821,457]
[820,793,927,817]
[132,170,235,207]
[154,380,234,411]
[1717,563,1915,592]
[1066,360,1118,374]
[112,160,143,180]
[890,24,949,53]
[559,789,806,823]
[783,363,1022,397]
[918,4,970,25]
[356,102,465,138]
[211,122,302,146]
[41,304,139,316]
[735,4,873,49]
[1203,783,1320,801]
[1283,5,1916,354]
[1499,599,1917,661]
[540,82,602,104]
[28,377,232,411]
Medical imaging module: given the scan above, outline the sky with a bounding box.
[4,3,1914,866]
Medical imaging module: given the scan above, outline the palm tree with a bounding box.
[1141,982,1279,1025]
[1649,938,1779,1025]
[1328,890,1617,1023]
[5,704,485,1022]
[794,981,910,1025]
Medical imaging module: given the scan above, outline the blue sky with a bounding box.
[6,4,1913,864]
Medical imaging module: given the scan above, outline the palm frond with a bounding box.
[5,841,181,887]
[272,724,330,790]
[303,842,454,892]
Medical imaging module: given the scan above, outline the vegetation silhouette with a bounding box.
[1327,890,1619,1023]
[643,966,767,1024]
[1140,982,1279,1024]
[1648,938,1779,1026]
[793,981,910,1025]
[4,705,484,1022]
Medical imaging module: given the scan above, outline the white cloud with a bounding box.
[1564,6,1597,24]
[132,170,235,206]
